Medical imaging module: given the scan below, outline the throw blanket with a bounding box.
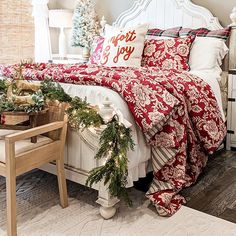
[1,63,226,216]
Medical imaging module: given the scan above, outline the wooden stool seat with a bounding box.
[0,134,52,163]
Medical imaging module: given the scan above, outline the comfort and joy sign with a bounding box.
[101,30,137,65]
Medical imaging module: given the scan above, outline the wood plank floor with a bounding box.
[182,150,236,223]
[134,150,236,223]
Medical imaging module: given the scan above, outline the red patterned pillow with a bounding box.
[179,27,231,40]
[89,37,105,64]
[142,36,195,71]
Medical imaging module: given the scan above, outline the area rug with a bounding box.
[0,170,236,236]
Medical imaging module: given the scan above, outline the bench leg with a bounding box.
[6,173,17,236]
[56,154,68,208]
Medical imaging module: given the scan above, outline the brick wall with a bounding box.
[0,0,34,64]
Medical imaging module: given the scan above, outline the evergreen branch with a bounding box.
[66,96,103,129]
[86,115,135,206]
[0,91,44,113]
[2,70,135,207]
[41,78,72,103]
[0,79,8,93]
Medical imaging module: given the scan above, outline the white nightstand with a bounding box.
[49,54,88,64]
[226,69,236,150]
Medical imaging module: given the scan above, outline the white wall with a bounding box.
[192,0,235,27]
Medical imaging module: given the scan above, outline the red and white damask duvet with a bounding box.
[0,63,226,216]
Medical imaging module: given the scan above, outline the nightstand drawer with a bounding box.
[50,54,88,64]
[227,71,236,150]
[49,59,87,64]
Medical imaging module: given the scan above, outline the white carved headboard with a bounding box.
[113,0,223,30]
[112,0,236,70]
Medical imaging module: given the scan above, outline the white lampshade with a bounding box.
[49,9,73,59]
[49,9,73,28]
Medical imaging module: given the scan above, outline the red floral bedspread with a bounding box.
[0,63,226,216]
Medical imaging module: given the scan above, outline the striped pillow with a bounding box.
[146,27,181,39]
[179,27,231,40]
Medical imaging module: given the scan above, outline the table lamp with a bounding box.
[49,9,73,59]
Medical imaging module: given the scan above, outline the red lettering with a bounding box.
[109,30,137,47]
[127,30,136,42]
[101,45,110,65]
[109,36,118,47]
[123,46,135,61]
[113,46,135,63]
[119,34,125,42]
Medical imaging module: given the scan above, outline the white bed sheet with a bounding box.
[188,70,225,121]
[59,70,224,187]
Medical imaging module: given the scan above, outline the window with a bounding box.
[0,0,34,64]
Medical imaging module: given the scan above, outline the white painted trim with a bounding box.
[113,0,223,30]
[226,72,236,150]
[32,0,52,62]
[113,0,152,28]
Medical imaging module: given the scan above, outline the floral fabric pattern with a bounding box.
[89,36,105,65]
[0,63,226,216]
[142,36,195,71]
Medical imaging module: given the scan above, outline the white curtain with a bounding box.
[32,0,52,63]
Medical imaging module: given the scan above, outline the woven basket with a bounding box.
[1,113,29,125]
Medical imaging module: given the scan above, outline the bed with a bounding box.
[2,0,236,219]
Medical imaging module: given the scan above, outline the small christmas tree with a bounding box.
[71,0,100,49]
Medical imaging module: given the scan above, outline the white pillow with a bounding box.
[189,37,229,76]
[100,24,149,67]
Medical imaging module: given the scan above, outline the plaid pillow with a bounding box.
[146,27,182,38]
[179,27,231,40]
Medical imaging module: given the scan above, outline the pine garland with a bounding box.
[41,78,72,103]
[0,79,45,113]
[0,74,135,206]
[42,79,135,205]
[0,79,8,94]
[86,116,135,206]
[66,96,103,129]
[0,93,45,113]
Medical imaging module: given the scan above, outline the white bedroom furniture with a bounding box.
[0,104,68,236]
[49,9,73,59]
[227,69,236,150]
[50,54,86,64]
[32,0,236,219]
[32,0,52,63]
[226,9,236,150]
[230,7,236,26]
